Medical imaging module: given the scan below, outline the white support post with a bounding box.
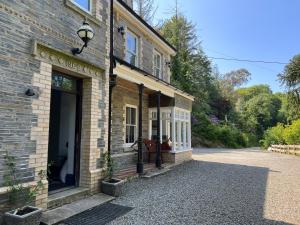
[178,121,181,150]
[171,107,176,152]
[183,121,187,150]
[188,113,192,149]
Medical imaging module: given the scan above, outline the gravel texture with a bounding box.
[109,148,300,225]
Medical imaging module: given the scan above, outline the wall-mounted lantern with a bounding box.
[72,20,95,55]
[117,26,125,36]
[25,88,36,97]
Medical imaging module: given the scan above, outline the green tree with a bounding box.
[279,54,300,121]
[260,123,286,148]
[283,119,300,144]
[133,0,157,25]
[160,14,199,91]
[241,93,281,137]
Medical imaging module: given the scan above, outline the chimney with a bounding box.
[122,0,133,9]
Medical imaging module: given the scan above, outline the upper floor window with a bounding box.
[126,31,138,66]
[154,50,162,78]
[72,0,91,12]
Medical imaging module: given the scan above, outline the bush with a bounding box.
[192,113,257,148]
[283,119,300,144]
[260,123,286,149]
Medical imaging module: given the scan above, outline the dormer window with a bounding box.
[72,0,91,12]
[154,50,162,79]
[126,31,138,66]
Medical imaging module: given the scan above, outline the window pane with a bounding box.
[52,74,77,92]
[131,108,136,125]
[126,108,130,124]
[129,126,135,143]
[127,33,136,53]
[126,52,136,65]
[156,54,161,66]
[126,107,137,143]
[151,120,157,140]
[73,0,90,11]
[156,68,160,77]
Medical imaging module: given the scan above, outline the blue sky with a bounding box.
[154,0,300,92]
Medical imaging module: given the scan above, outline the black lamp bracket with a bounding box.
[72,44,86,55]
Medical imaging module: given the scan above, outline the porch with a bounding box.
[111,76,193,173]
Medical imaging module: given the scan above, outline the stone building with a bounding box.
[0,0,193,214]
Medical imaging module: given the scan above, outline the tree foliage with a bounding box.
[261,119,300,148]
[133,0,157,24]
[283,119,300,145]
[279,54,300,105]
[159,4,298,148]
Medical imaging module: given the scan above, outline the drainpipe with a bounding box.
[108,0,117,157]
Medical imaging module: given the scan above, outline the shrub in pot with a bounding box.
[101,152,124,197]
[3,153,46,225]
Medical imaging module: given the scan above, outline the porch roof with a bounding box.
[113,56,195,102]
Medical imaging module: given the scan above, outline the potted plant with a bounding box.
[101,152,124,197]
[3,153,46,225]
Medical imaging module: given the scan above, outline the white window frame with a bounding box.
[71,0,92,13]
[148,107,172,143]
[153,50,162,79]
[173,107,191,152]
[125,30,139,66]
[124,104,138,147]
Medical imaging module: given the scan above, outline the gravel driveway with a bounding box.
[109,148,300,225]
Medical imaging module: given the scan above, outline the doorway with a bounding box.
[48,72,82,193]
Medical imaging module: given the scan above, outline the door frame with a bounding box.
[50,71,83,188]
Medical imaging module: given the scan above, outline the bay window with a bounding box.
[149,107,191,152]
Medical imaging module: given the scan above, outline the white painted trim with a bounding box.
[125,30,139,67]
[114,64,194,101]
[124,104,138,146]
[171,107,176,152]
[153,49,162,79]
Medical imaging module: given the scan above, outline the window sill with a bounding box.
[123,143,135,148]
[65,0,101,26]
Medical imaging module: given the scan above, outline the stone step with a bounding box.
[141,168,171,178]
[47,187,90,210]
[41,193,114,225]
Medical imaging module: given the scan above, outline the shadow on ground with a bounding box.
[110,157,294,225]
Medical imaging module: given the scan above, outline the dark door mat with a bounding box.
[54,203,133,225]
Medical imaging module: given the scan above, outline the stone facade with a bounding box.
[113,8,171,83]
[175,93,193,111]
[0,0,109,213]
[0,0,192,216]
[111,79,149,154]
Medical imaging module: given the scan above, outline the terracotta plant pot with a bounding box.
[101,178,124,197]
[4,206,42,225]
